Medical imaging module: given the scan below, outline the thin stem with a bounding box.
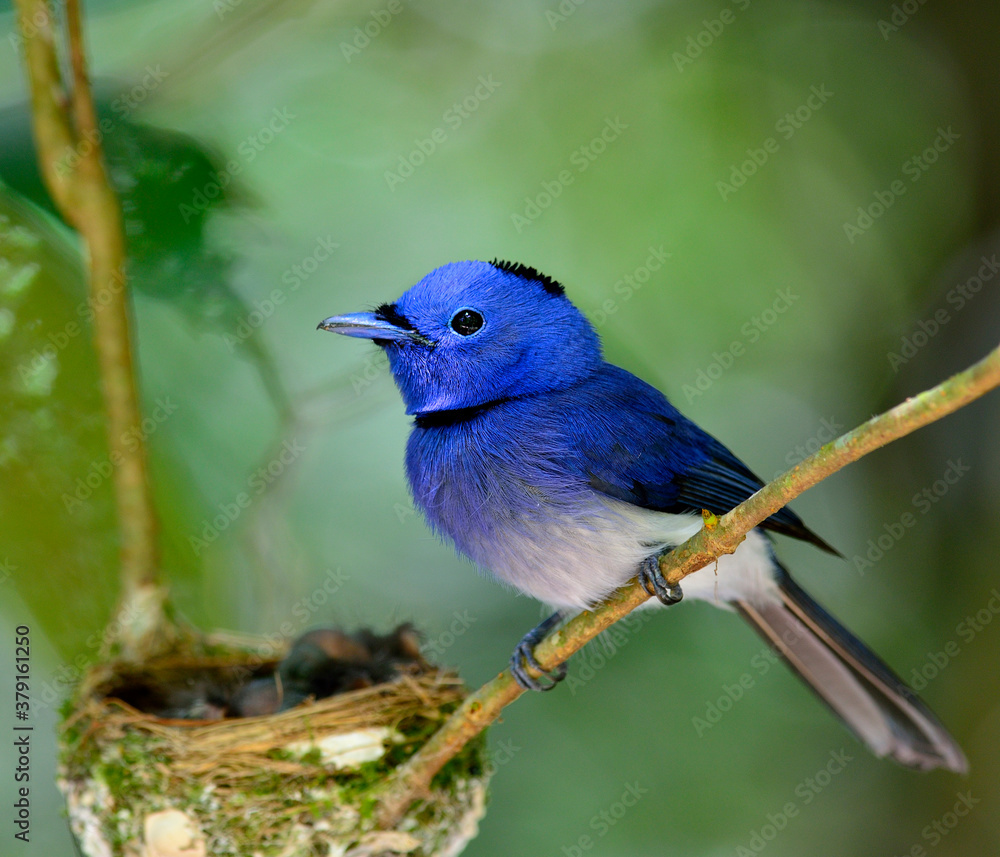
[65,0,99,160]
[376,341,1000,826]
[15,0,76,212]
[16,0,165,657]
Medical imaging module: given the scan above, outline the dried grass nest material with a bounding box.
[58,638,490,857]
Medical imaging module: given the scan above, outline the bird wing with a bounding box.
[556,365,840,555]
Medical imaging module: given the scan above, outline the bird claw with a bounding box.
[639,554,683,605]
[509,612,566,692]
[510,642,566,691]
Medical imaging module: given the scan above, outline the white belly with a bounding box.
[480,499,780,612]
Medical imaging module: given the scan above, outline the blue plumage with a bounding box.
[320,259,966,772]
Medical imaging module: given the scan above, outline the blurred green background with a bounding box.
[2,0,999,854]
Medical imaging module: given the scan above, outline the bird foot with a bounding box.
[639,554,684,605]
[510,612,566,692]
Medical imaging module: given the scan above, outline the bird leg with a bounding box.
[510,611,567,692]
[638,553,684,605]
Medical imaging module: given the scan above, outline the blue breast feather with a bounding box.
[404,363,836,567]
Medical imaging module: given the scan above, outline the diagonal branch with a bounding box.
[376,341,1000,826]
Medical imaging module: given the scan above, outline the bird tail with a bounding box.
[733,563,967,773]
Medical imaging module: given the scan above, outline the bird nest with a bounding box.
[57,632,489,857]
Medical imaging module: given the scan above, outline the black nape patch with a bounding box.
[374,302,416,330]
[488,259,566,297]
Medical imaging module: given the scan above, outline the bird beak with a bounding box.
[317,312,431,346]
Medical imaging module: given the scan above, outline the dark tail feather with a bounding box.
[734,565,967,773]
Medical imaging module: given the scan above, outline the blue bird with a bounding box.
[319,259,966,772]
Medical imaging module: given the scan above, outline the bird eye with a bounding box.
[449,308,484,336]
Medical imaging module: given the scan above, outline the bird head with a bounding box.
[319,260,602,415]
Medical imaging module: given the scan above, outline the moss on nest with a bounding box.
[58,634,490,857]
